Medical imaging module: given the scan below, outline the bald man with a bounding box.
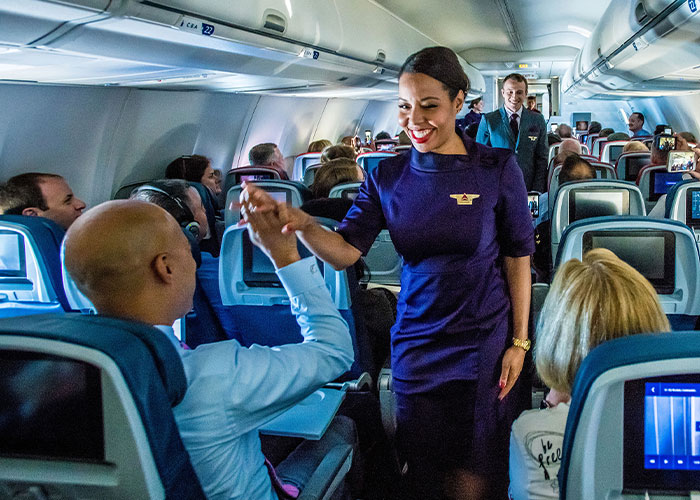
[64,199,355,500]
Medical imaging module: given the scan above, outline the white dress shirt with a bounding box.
[158,257,353,500]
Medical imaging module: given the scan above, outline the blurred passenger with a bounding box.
[547,132,561,147]
[248,143,290,180]
[598,128,614,138]
[465,122,480,139]
[654,124,670,135]
[588,121,602,135]
[0,172,86,230]
[556,124,572,139]
[375,131,392,141]
[509,249,670,500]
[456,97,484,131]
[679,131,697,144]
[628,112,651,137]
[375,131,397,151]
[64,197,356,500]
[307,139,332,153]
[526,96,540,113]
[165,154,222,199]
[553,138,581,167]
[397,130,412,145]
[533,154,596,281]
[321,144,357,163]
[606,132,630,142]
[622,140,649,153]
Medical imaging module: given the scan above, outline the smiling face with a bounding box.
[628,113,643,133]
[474,100,485,113]
[501,78,528,114]
[398,72,464,154]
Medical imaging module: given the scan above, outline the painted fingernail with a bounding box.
[499,380,506,389]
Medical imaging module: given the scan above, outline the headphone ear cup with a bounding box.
[184,221,200,240]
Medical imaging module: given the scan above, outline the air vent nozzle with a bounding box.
[262,10,286,34]
[375,50,386,64]
[635,2,649,24]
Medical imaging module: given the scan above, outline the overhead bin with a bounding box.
[0,0,484,96]
[563,0,700,98]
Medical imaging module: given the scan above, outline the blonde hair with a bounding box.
[535,248,670,394]
[307,139,333,153]
[622,141,649,153]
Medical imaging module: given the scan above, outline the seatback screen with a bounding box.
[685,189,700,229]
[569,189,630,223]
[625,157,650,182]
[238,173,274,183]
[582,230,675,294]
[242,231,316,288]
[0,231,26,278]
[608,145,624,164]
[625,375,700,491]
[0,350,104,462]
[650,171,683,201]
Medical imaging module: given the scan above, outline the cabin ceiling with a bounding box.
[375,0,613,79]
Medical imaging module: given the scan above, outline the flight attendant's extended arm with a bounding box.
[241,183,362,270]
[498,255,531,400]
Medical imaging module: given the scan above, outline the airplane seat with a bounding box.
[591,137,608,158]
[218,224,375,381]
[0,313,206,499]
[556,216,700,330]
[222,165,282,201]
[355,152,398,175]
[292,153,323,181]
[599,140,629,165]
[547,144,561,164]
[585,133,599,150]
[580,143,590,155]
[665,179,700,242]
[636,165,684,214]
[549,180,645,266]
[224,180,312,227]
[0,215,70,317]
[559,331,700,500]
[302,163,322,187]
[393,145,412,153]
[547,163,617,215]
[329,182,403,286]
[188,181,222,257]
[615,151,652,182]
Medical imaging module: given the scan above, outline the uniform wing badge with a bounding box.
[450,193,480,205]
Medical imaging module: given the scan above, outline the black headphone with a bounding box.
[133,184,201,240]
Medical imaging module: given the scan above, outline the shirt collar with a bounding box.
[506,106,523,120]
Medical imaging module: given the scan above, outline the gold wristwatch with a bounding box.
[512,337,531,352]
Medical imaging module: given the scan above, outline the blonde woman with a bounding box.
[509,249,670,500]
[622,140,649,153]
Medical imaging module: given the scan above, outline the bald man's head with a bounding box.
[64,200,196,325]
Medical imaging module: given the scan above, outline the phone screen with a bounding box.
[656,135,676,152]
[667,151,696,173]
[528,194,539,218]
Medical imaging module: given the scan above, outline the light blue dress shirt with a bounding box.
[157,257,353,500]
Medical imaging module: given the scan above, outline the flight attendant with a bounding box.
[242,46,534,500]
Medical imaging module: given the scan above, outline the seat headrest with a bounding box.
[0,313,187,406]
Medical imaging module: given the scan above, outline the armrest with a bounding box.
[297,445,353,500]
[377,367,396,440]
[325,372,372,392]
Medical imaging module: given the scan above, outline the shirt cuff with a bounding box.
[275,256,325,297]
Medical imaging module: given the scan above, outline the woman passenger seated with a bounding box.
[302,158,365,222]
[307,139,332,153]
[165,154,222,202]
[509,249,670,500]
[321,144,357,163]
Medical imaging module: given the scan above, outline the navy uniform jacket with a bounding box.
[476,107,548,193]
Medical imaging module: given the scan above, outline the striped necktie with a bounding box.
[510,113,519,139]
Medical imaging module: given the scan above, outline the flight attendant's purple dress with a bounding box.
[338,131,534,496]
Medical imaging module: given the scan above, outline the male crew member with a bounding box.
[628,112,651,138]
[476,74,548,192]
[0,172,86,229]
[64,198,355,500]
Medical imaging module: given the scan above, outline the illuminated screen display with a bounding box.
[625,376,700,491]
[685,189,700,229]
[238,174,273,182]
[0,232,25,278]
[569,190,630,223]
[528,194,539,218]
[650,171,683,201]
[0,351,104,462]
